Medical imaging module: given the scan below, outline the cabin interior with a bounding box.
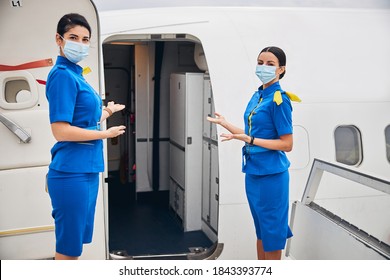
[102,38,219,259]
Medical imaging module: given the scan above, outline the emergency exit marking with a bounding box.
[10,0,22,7]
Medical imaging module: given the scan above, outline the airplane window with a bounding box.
[334,125,362,166]
[4,80,30,103]
[385,125,390,163]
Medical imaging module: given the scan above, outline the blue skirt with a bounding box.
[47,169,99,257]
[245,170,293,252]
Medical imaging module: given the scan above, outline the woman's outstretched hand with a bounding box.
[207,112,226,126]
[106,125,126,138]
[219,133,234,141]
[207,112,247,142]
[106,101,125,114]
[220,133,250,142]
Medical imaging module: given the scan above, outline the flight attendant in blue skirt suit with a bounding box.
[46,13,126,260]
[208,46,300,260]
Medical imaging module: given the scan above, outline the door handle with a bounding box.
[0,112,31,143]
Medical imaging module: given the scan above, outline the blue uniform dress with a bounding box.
[46,56,103,257]
[243,81,293,252]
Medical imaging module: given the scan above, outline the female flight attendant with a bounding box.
[208,46,300,260]
[46,13,125,260]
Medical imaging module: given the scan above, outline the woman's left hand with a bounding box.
[107,101,125,114]
[220,133,249,142]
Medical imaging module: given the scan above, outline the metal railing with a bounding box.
[290,158,390,259]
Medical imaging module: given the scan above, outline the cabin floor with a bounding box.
[107,171,213,258]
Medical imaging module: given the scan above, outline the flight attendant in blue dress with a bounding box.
[46,13,126,260]
[208,46,300,260]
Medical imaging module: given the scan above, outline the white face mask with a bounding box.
[255,65,277,84]
[60,36,89,64]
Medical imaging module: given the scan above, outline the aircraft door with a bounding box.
[0,0,103,259]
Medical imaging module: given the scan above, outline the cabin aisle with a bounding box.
[107,171,212,258]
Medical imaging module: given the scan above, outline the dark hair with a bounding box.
[57,13,91,38]
[260,46,286,79]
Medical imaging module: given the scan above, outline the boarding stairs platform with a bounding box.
[286,159,390,260]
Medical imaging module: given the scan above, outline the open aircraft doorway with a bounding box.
[102,35,220,260]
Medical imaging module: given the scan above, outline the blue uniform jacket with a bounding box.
[46,56,103,173]
[242,81,292,175]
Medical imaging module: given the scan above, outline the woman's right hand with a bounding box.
[207,112,226,126]
[106,125,126,138]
